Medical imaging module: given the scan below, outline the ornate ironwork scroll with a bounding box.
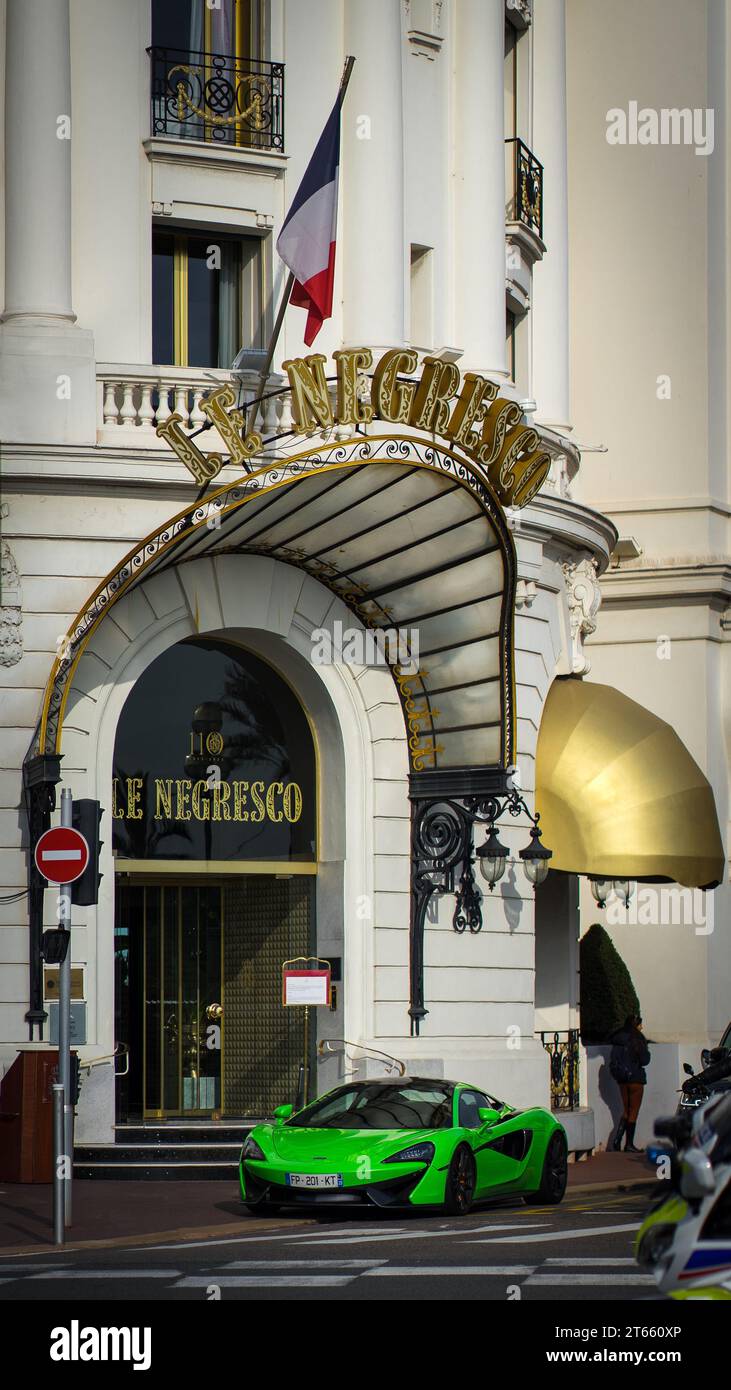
[539,1029,580,1111]
[505,137,543,238]
[409,771,543,1035]
[149,47,284,151]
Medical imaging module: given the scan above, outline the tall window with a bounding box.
[504,22,517,143]
[410,245,434,350]
[151,1,276,150]
[152,228,267,369]
[152,0,267,62]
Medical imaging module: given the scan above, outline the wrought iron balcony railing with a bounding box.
[538,1029,580,1111]
[506,137,543,239]
[149,46,284,151]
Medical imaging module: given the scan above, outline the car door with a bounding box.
[458,1088,524,1197]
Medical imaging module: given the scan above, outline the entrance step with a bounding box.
[74,1120,264,1180]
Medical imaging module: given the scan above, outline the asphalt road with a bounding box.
[0,1187,660,1301]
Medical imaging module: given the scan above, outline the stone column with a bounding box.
[0,0,96,443]
[531,0,571,431]
[342,0,406,347]
[453,0,507,376]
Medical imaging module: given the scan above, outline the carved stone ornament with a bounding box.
[405,0,444,58]
[0,541,23,667]
[563,557,601,675]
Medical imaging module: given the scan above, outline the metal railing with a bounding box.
[506,137,543,238]
[149,46,284,151]
[539,1029,580,1111]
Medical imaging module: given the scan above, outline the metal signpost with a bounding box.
[34,799,89,1238]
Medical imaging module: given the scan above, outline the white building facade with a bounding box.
[0,0,725,1153]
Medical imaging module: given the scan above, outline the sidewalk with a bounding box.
[567,1148,656,1192]
[0,1151,656,1255]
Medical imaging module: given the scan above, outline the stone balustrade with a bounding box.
[96,364,288,446]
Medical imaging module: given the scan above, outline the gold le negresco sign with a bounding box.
[112,776,303,825]
[156,348,551,509]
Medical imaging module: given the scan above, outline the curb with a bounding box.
[567,1177,658,1195]
[0,1216,311,1259]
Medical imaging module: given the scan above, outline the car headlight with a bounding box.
[384,1142,435,1165]
[242,1136,266,1161]
[637,1223,675,1268]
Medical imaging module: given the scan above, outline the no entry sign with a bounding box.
[34,826,89,885]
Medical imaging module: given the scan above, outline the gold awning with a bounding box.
[536,677,725,889]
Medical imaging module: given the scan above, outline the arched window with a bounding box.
[112,638,316,865]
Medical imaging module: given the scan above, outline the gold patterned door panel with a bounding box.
[222,877,312,1116]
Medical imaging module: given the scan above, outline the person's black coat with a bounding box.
[610,1026,651,1085]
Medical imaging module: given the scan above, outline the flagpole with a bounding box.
[245,55,356,435]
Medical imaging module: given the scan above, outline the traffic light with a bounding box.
[41,928,70,964]
[71,799,104,906]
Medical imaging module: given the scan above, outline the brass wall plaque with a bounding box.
[44,966,85,1001]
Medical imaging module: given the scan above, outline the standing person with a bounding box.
[609,1014,651,1152]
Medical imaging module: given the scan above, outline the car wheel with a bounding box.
[444,1145,477,1216]
[523,1130,568,1205]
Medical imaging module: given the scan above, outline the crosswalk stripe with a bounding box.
[363,1265,537,1277]
[294,1224,545,1246]
[26,1269,179,1280]
[472,1222,640,1245]
[523,1273,655,1286]
[544,1257,636,1265]
[224,1259,386,1269]
[173,1274,356,1288]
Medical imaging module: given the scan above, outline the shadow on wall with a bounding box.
[586,1042,699,1151]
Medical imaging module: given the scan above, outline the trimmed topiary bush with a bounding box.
[580,922,641,1043]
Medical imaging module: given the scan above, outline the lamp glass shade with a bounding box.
[519,824,552,887]
[477,829,509,888]
[589,877,613,906]
[613,879,633,905]
[524,855,550,886]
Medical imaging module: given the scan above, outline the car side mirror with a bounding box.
[683,1063,695,1076]
[701,1050,711,1069]
[273,1103,294,1124]
[478,1107,501,1126]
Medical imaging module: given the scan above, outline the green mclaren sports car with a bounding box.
[239,1077,568,1214]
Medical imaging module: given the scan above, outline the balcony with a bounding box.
[148,46,284,152]
[96,364,287,450]
[505,137,543,239]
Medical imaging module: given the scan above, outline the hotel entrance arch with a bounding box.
[112,636,317,1120]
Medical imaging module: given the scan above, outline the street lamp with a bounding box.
[613,879,634,907]
[476,827,509,891]
[519,822,552,886]
[589,876,613,907]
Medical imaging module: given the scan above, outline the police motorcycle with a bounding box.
[636,1089,731,1299]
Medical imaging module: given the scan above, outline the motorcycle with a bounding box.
[636,1089,731,1299]
[677,1047,731,1113]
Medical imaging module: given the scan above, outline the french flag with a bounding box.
[277,98,341,347]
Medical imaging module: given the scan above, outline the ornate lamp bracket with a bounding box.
[408,769,547,1036]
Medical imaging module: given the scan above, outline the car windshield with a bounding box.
[287,1083,453,1130]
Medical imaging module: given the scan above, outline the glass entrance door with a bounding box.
[115,876,314,1120]
[117,883,222,1117]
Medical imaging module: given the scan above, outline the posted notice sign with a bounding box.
[282,968,331,1007]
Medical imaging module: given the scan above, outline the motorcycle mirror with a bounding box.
[683,1063,695,1076]
[680,1149,715,1200]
